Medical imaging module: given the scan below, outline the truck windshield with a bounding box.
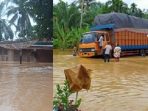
[81,33,96,43]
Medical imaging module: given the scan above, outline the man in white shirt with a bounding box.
[98,35,104,49]
[104,42,112,62]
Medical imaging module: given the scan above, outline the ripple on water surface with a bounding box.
[0,62,52,111]
[54,50,148,111]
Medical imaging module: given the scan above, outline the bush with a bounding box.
[53,80,81,111]
[53,26,89,49]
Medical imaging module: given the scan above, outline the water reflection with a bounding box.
[53,49,148,111]
[0,62,52,111]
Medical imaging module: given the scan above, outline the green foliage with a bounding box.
[83,2,104,25]
[29,0,52,39]
[105,0,128,13]
[53,0,80,29]
[75,98,82,108]
[53,80,81,111]
[128,3,144,17]
[53,26,89,49]
[5,0,52,40]
[143,10,148,19]
[53,0,148,49]
[53,81,71,110]
[53,0,90,49]
[1,0,148,41]
[7,0,33,39]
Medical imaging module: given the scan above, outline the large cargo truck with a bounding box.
[79,25,148,57]
[79,13,148,57]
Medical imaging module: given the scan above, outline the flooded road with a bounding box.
[53,49,148,111]
[0,62,52,111]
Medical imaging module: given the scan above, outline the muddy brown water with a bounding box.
[0,62,52,111]
[53,49,148,111]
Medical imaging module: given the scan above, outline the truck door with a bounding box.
[103,33,110,48]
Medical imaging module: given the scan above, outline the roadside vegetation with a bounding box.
[53,0,148,49]
[53,81,81,111]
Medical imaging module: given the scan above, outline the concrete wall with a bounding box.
[0,47,8,61]
[35,49,53,63]
[8,49,14,61]
[13,49,36,62]
[0,47,52,63]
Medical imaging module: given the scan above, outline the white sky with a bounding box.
[53,0,148,10]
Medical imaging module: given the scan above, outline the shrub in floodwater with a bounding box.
[53,80,81,111]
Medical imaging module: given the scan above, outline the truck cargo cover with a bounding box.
[90,24,115,31]
[94,12,148,29]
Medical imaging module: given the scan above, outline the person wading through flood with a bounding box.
[72,45,78,56]
[114,44,121,62]
[104,42,112,62]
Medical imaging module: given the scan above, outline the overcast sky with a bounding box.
[53,0,148,10]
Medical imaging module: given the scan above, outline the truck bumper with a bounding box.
[79,52,96,57]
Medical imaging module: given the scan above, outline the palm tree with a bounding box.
[0,2,14,41]
[53,1,84,49]
[54,0,80,30]
[78,0,96,28]
[106,0,128,13]
[129,3,143,17]
[130,3,137,15]
[83,2,103,25]
[7,0,33,39]
[27,0,52,39]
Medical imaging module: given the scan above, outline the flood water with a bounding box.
[53,49,148,111]
[0,62,52,111]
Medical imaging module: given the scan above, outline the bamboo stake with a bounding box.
[75,91,78,104]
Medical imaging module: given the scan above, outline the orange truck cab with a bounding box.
[79,24,115,57]
[79,30,113,57]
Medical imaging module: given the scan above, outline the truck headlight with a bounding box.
[91,48,95,51]
[79,49,83,52]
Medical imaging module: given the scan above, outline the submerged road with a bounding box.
[53,49,148,111]
[0,62,52,111]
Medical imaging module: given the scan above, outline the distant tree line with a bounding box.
[53,0,148,49]
[0,0,52,41]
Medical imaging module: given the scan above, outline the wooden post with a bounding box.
[20,49,22,64]
[75,91,78,104]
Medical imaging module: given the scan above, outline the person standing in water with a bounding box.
[114,44,121,62]
[104,42,112,62]
[73,45,78,56]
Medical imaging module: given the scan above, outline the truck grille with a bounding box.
[80,48,92,52]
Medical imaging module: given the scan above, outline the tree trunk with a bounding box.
[80,0,84,28]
